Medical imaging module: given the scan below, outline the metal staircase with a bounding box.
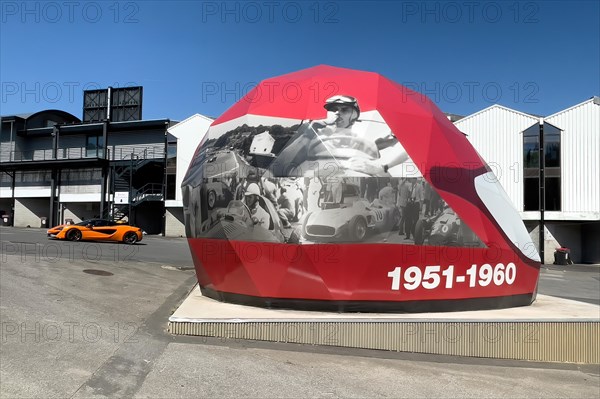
[101,150,165,222]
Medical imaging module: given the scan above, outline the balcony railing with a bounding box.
[132,183,164,203]
[115,147,161,161]
[1,145,164,163]
[3,148,98,162]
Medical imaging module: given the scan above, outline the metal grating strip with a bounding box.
[168,321,599,364]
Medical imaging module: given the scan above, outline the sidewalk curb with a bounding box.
[542,263,600,272]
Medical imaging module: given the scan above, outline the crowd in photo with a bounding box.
[224,173,445,238]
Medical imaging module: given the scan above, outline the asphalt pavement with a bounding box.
[1,226,599,398]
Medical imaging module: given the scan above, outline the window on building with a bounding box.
[16,170,52,185]
[543,123,561,211]
[0,172,11,184]
[523,123,561,211]
[86,135,104,158]
[166,141,177,200]
[63,168,102,184]
[523,124,539,211]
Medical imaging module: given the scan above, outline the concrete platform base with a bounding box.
[169,286,600,364]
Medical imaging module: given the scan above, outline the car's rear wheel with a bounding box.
[123,232,138,245]
[414,219,425,245]
[67,229,82,241]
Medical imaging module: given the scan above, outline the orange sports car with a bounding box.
[47,219,143,244]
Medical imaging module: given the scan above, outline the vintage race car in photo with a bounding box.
[47,219,143,244]
[198,198,286,243]
[205,179,234,210]
[413,207,483,247]
[302,199,399,242]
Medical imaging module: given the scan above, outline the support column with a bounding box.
[52,125,59,159]
[162,122,168,236]
[10,170,15,223]
[100,121,109,219]
[538,120,545,263]
[49,169,57,227]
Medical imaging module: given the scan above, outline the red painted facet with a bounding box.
[189,238,539,302]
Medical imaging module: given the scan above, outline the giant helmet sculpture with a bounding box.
[182,66,541,312]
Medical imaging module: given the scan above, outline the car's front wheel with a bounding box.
[123,232,138,245]
[207,190,217,210]
[349,216,367,241]
[67,229,82,241]
[301,212,312,239]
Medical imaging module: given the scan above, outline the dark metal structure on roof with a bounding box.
[83,87,143,123]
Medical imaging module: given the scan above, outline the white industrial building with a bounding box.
[0,88,216,237]
[454,97,600,263]
[0,109,173,234]
[164,114,213,236]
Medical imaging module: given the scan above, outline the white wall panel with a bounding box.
[60,184,102,194]
[14,187,51,197]
[545,99,600,216]
[455,105,539,211]
[59,193,101,202]
[168,114,213,202]
[14,198,49,227]
[62,202,99,223]
[165,207,185,237]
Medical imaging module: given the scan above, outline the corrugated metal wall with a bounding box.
[454,106,539,211]
[545,100,600,215]
[0,140,14,162]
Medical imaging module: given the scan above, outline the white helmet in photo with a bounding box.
[324,95,360,118]
[244,183,261,196]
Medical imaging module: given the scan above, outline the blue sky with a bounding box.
[1,1,598,121]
